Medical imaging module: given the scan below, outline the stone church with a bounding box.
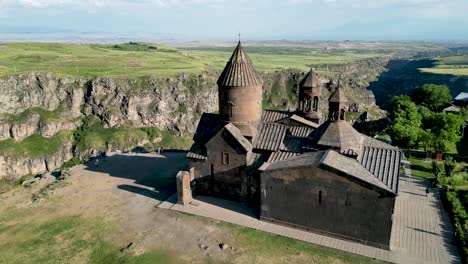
[183,41,401,249]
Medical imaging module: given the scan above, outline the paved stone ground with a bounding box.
[158,160,461,263]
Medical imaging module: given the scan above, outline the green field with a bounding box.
[419,55,468,76]
[0,42,384,78]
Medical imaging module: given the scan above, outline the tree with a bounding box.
[387,95,422,148]
[387,95,421,122]
[411,84,452,112]
[422,112,464,152]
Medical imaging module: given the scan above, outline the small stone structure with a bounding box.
[176,171,192,205]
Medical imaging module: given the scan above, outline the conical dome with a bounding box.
[300,68,321,90]
[217,41,263,87]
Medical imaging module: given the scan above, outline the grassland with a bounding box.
[419,55,468,76]
[0,42,387,78]
[0,131,72,159]
[0,209,183,264]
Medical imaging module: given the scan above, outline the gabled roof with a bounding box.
[261,109,293,123]
[443,105,461,112]
[321,151,396,195]
[290,115,319,128]
[358,146,401,193]
[329,86,348,103]
[217,41,263,87]
[193,113,224,145]
[267,151,299,163]
[263,150,397,195]
[254,123,287,151]
[224,123,253,152]
[455,92,468,102]
[288,126,314,138]
[187,144,207,160]
[309,120,363,150]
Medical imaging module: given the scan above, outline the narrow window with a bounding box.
[305,97,311,112]
[313,96,319,111]
[318,190,322,205]
[222,152,230,165]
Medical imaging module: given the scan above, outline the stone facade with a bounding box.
[184,41,402,249]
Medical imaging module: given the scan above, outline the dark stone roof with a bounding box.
[300,68,322,92]
[329,86,348,103]
[261,109,292,123]
[280,137,308,153]
[224,123,253,152]
[321,151,396,194]
[217,41,263,87]
[266,151,327,170]
[288,126,314,138]
[254,123,287,151]
[358,146,401,193]
[193,113,224,145]
[187,144,207,160]
[309,120,363,150]
[265,151,396,195]
[267,151,299,163]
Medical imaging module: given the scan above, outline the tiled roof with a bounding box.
[290,115,320,128]
[224,123,253,152]
[193,113,224,144]
[217,41,263,87]
[288,126,314,138]
[267,151,300,163]
[187,144,207,160]
[309,120,363,150]
[358,146,401,193]
[254,123,287,151]
[266,151,326,171]
[321,151,396,194]
[362,135,398,149]
[261,109,292,123]
[341,148,360,157]
[280,137,307,153]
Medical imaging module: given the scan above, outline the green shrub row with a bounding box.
[444,190,468,262]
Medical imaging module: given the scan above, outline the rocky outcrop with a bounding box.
[0,140,73,178]
[0,113,81,141]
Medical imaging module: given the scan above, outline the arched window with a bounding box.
[313,96,319,111]
[305,97,311,112]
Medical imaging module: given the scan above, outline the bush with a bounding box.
[444,156,457,177]
[444,190,468,260]
[432,160,444,177]
[61,158,83,169]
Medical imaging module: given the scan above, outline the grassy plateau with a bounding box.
[0,42,395,78]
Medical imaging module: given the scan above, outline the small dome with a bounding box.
[300,69,322,93]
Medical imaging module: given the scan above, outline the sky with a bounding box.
[0,0,467,41]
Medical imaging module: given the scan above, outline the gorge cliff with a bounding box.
[0,57,388,179]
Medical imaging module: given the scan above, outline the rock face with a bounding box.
[0,140,73,178]
[0,59,387,179]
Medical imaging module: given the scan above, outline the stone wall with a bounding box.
[260,165,395,249]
